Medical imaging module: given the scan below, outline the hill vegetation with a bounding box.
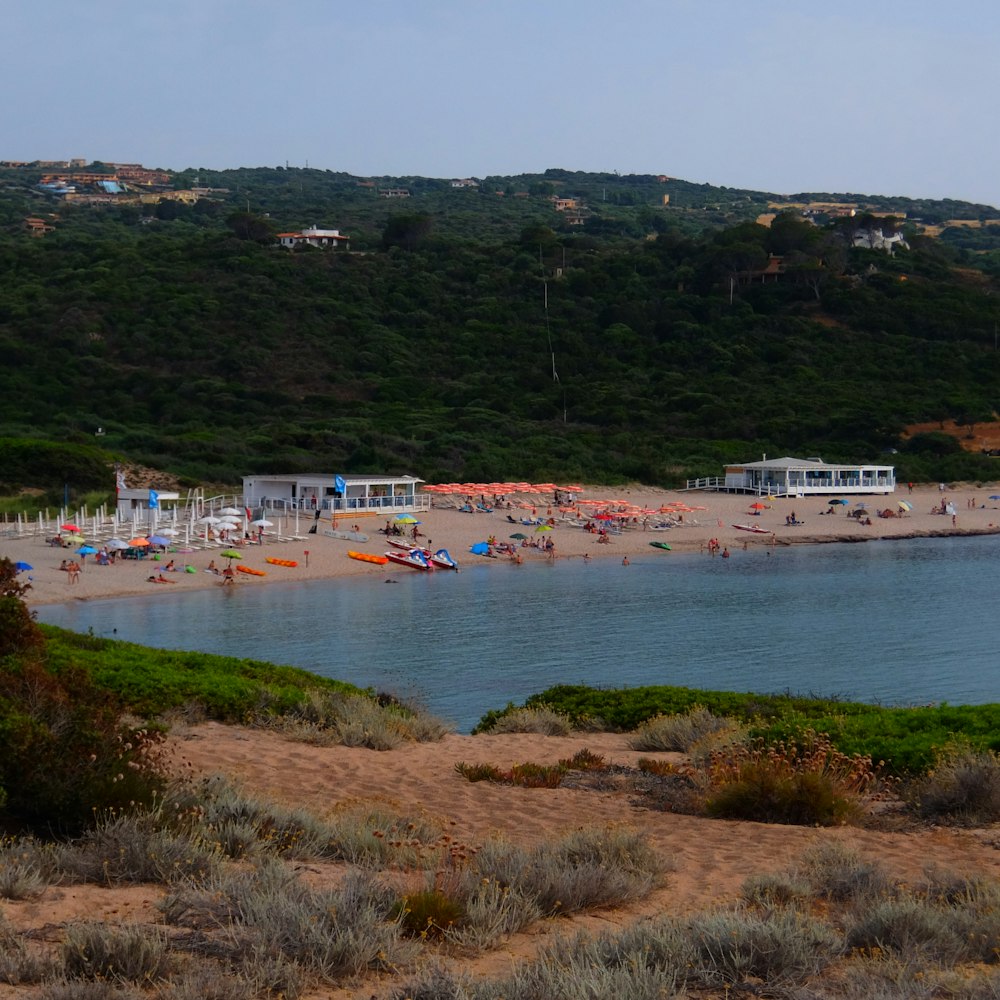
[2,164,1000,499]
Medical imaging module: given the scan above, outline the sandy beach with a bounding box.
[5,481,1000,607]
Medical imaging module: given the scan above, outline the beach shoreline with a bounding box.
[5,482,999,608]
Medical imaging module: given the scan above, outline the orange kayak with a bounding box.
[348,551,388,565]
[265,557,298,567]
[236,565,266,576]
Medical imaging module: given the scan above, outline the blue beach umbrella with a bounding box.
[470,542,490,555]
[147,534,172,547]
[14,561,32,573]
[77,545,97,556]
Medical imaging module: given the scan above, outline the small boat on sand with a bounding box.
[732,523,773,534]
[385,549,433,571]
[385,539,459,571]
[427,548,459,571]
[348,551,388,565]
[649,541,672,551]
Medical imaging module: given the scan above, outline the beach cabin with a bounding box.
[115,488,180,519]
[717,457,895,497]
[242,474,428,516]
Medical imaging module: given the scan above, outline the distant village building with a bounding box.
[379,187,410,198]
[552,197,579,211]
[450,178,478,188]
[275,226,350,250]
[23,217,55,236]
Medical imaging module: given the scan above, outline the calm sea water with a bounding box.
[35,536,1000,732]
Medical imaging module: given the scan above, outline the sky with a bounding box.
[4,0,999,207]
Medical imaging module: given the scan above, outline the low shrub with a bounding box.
[55,809,222,885]
[455,760,566,788]
[627,706,743,753]
[795,840,894,902]
[161,860,416,982]
[253,690,451,750]
[62,921,172,984]
[688,907,841,987]
[487,706,573,736]
[908,742,1000,823]
[703,732,881,826]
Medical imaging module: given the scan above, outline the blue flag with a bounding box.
[148,489,159,509]
[335,475,346,494]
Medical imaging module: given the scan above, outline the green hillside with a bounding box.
[2,164,1000,496]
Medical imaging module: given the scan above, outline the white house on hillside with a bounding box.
[276,226,350,250]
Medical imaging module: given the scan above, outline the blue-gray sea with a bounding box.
[35,536,1000,732]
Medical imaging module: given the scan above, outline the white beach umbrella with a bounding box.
[105,538,130,551]
[250,519,273,527]
[219,507,243,516]
[157,527,180,536]
[198,516,221,525]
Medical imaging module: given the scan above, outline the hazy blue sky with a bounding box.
[5,1,998,206]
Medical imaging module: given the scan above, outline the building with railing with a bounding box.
[688,456,895,497]
[241,474,428,515]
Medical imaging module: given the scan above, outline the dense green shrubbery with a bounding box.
[479,684,1000,775]
[2,169,1000,486]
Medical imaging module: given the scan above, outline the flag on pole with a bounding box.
[116,467,126,494]
[148,489,159,509]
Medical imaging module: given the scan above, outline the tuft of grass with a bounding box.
[62,921,172,984]
[627,705,744,753]
[0,913,58,985]
[252,689,451,750]
[486,706,573,736]
[394,889,466,939]
[908,742,1000,823]
[560,747,606,771]
[0,836,59,900]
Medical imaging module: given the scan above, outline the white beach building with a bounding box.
[242,473,428,515]
[689,456,895,497]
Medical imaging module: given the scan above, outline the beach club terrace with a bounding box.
[242,474,428,516]
[688,456,895,497]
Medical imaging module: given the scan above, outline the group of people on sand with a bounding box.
[59,559,82,583]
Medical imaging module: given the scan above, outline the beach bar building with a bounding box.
[689,456,895,497]
[242,474,428,516]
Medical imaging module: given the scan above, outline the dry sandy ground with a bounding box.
[3,724,1000,999]
[6,482,1000,608]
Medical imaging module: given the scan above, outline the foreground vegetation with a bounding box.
[5,556,1000,995]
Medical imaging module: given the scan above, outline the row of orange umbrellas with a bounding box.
[423,482,584,495]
